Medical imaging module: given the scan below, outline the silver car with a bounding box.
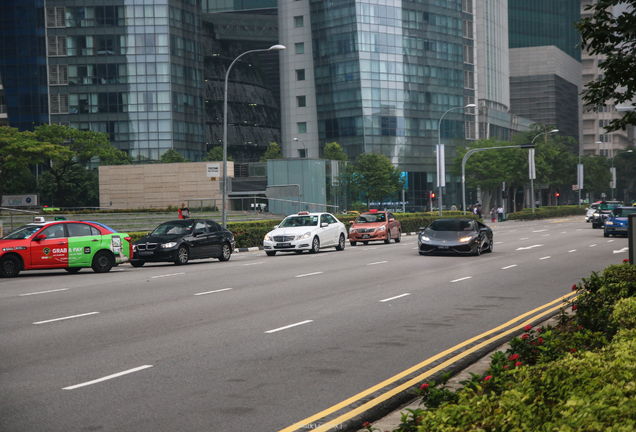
[585,203,600,222]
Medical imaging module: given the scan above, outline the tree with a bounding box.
[159,149,189,163]
[582,154,612,199]
[0,126,67,206]
[38,165,99,208]
[34,124,129,206]
[323,142,348,161]
[204,146,233,162]
[349,153,404,209]
[577,1,636,132]
[260,142,283,161]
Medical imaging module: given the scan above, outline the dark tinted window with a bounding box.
[428,220,473,231]
[67,223,94,237]
[40,224,66,239]
[206,220,220,232]
[194,221,208,234]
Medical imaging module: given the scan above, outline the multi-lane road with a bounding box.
[0,216,629,432]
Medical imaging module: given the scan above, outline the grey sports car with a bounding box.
[418,218,493,256]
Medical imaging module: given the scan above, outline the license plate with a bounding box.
[277,242,291,247]
[139,251,154,256]
[362,234,370,239]
[615,227,627,231]
[438,246,449,250]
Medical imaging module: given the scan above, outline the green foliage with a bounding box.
[582,154,612,195]
[611,297,636,330]
[413,371,459,409]
[260,142,283,161]
[204,146,234,162]
[159,149,189,163]
[323,142,348,161]
[505,205,586,221]
[577,0,636,132]
[38,165,99,207]
[349,153,404,209]
[394,408,427,432]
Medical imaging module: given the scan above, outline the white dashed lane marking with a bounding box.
[451,277,472,283]
[194,288,233,296]
[33,312,99,325]
[380,293,411,302]
[63,365,153,390]
[265,320,313,334]
[502,265,518,270]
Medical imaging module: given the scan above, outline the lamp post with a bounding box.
[610,149,633,200]
[293,137,307,158]
[222,44,286,228]
[529,129,558,212]
[437,103,476,216]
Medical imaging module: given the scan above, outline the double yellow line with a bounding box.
[279,293,575,432]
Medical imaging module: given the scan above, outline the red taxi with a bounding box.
[0,217,132,277]
[348,210,402,246]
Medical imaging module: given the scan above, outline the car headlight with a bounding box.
[459,236,473,243]
[264,234,272,241]
[605,221,614,226]
[160,242,177,248]
[296,232,311,240]
[132,244,137,251]
[419,235,430,242]
[377,225,386,232]
[349,228,356,234]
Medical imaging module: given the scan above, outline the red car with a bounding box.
[0,218,132,277]
[348,210,402,246]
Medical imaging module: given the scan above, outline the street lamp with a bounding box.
[293,137,307,158]
[437,103,476,215]
[610,149,633,200]
[529,129,558,212]
[222,44,286,228]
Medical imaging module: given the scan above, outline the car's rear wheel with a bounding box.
[395,230,401,243]
[350,241,357,246]
[384,231,391,244]
[310,236,320,254]
[486,241,493,253]
[336,234,346,251]
[174,245,189,265]
[0,255,21,278]
[130,260,145,267]
[92,251,114,273]
[266,251,277,256]
[65,267,81,274]
[218,243,232,261]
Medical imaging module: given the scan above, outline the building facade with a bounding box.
[0,0,206,162]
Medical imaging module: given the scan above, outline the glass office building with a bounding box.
[279,0,476,207]
[0,0,206,162]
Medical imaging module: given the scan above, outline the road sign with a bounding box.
[572,185,579,191]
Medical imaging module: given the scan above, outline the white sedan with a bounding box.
[263,211,347,256]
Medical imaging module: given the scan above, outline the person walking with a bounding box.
[497,205,504,222]
[490,207,497,223]
[451,203,457,211]
[178,202,190,219]
[475,204,482,219]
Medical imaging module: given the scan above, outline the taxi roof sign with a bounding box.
[33,216,46,223]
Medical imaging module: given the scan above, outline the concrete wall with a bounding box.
[99,162,234,209]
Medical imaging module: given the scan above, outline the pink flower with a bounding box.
[515,361,522,367]
[570,348,576,353]
[538,338,543,345]
[523,325,532,331]
[624,259,629,263]
[484,375,493,382]
[572,284,577,291]
[419,383,429,390]
[522,333,529,340]
[362,422,372,427]
[572,304,578,311]
[503,365,509,370]
[536,328,541,333]
[578,326,582,330]
[509,354,520,361]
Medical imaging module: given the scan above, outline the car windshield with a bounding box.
[599,202,623,210]
[3,225,42,240]
[151,221,193,235]
[356,213,386,223]
[279,215,319,227]
[612,208,636,217]
[428,220,473,231]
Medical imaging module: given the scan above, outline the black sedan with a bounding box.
[130,219,235,267]
[591,201,623,229]
[418,218,493,256]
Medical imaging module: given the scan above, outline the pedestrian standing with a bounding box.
[178,202,190,219]
[497,205,504,222]
[490,207,497,223]
[451,203,457,211]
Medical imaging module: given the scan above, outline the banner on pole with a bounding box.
[529,149,536,180]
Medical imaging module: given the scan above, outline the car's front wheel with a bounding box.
[384,231,391,244]
[266,251,276,256]
[218,243,232,261]
[350,241,357,246]
[335,234,346,251]
[310,236,320,254]
[0,255,21,278]
[604,231,610,238]
[174,245,189,265]
[92,251,114,273]
[65,267,82,274]
[130,260,145,267]
[395,230,401,243]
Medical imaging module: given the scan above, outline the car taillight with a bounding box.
[124,237,132,242]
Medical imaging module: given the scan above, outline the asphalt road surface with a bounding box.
[0,216,629,432]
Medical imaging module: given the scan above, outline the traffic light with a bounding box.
[502,191,508,199]
[555,192,560,197]
[430,192,436,200]
[423,191,429,200]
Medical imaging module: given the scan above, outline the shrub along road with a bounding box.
[0,216,627,432]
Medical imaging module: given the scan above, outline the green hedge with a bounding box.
[505,205,586,221]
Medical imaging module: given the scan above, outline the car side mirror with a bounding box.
[389,218,395,221]
[145,232,151,237]
[273,225,279,229]
[419,226,426,231]
[35,234,47,241]
[321,222,328,228]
